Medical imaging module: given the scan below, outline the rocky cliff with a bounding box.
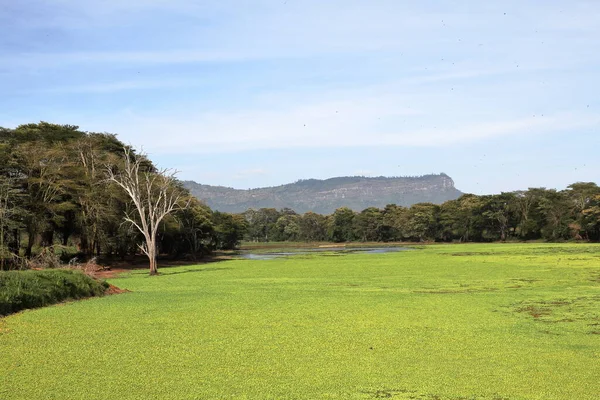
[183,173,463,214]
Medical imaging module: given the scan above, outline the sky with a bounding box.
[1,0,599,194]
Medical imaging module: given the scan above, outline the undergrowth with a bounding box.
[0,269,108,316]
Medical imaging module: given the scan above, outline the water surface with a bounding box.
[237,246,412,260]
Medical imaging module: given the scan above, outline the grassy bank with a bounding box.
[0,269,108,316]
[1,243,599,399]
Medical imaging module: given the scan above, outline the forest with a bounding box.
[1,122,599,270]
[0,122,245,270]
[242,186,600,243]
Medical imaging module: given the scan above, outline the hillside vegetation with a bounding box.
[184,174,463,214]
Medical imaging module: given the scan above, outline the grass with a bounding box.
[1,243,599,399]
[0,269,108,316]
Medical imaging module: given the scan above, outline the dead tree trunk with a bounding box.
[107,147,187,275]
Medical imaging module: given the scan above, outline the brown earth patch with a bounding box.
[511,278,540,284]
[513,295,600,325]
[415,287,498,294]
[104,283,130,295]
[92,268,133,280]
[327,283,360,287]
[451,252,495,256]
[515,305,552,318]
[85,253,234,279]
[361,388,510,399]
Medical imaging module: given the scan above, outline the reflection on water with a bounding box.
[237,247,412,260]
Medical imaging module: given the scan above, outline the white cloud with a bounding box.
[31,78,208,94]
[7,0,598,71]
[4,1,599,161]
[82,91,599,155]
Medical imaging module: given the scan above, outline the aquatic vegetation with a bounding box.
[0,243,598,399]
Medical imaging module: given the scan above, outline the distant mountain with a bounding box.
[183,174,464,214]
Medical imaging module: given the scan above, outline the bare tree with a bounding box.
[107,148,187,275]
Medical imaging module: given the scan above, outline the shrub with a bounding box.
[26,247,63,269]
[0,269,108,316]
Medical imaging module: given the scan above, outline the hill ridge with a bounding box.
[183,173,463,214]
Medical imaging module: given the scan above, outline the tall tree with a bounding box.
[381,204,408,242]
[565,183,600,240]
[298,212,328,242]
[107,148,188,275]
[243,208,280,242]
[537,189,572,240]
[582,194,600,241]
[212,211,247,250]
[170,198,214,258]
[328,207,356,242]
[403,203,440,241]
[480,193,517,241]
[354,207,383,242]
[273,214,300,241]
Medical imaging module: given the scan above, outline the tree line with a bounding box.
[241,185,600,243]
[2,122,598,272]
[0,122,245,270]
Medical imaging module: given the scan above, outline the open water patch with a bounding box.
[237,246,413,260]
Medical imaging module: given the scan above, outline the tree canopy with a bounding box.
[0,122,246,270]
[239,187,600,244]
[1,121,598,271]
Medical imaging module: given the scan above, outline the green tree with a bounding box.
[537,190,572,240]
[438,199,461,242]
[328,207,356,242]
[212,212,247,250]
[565,183,600,240]
[404,203,439,241]
[298,212,328,241]
[273,214,300,241]
[480,193,518,241]
[381,204,408,242]
[582,194,600,241]
[354,207,383,242]
[243,208,280,242]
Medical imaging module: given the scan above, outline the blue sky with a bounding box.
[1,0,599,194]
